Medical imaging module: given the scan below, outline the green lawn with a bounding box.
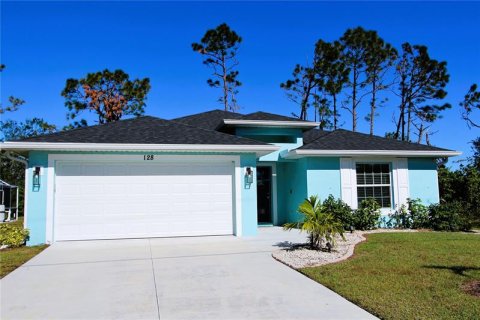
[0,217,48,278]
[301,232,480,320]
[0,245,48,278]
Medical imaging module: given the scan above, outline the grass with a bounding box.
[0,217,48,278]
[301,232,480,320]
[0,245,48,278]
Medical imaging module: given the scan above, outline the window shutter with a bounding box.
[340,158,357,209]
[394,158,410,207]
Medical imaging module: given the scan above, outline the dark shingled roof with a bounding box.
[172,110,243,130]
[239,111,304,122]
[303,129,330,144]
[16,116,269,145]
[300,129,451,151]
[172,110,308,130]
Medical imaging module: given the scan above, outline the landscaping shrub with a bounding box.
[322,195,354,230]
[389,204,410,229]
[389,199,430,229]
[409,199,431,229]
[0,224,29,247]
[428,201,472,232]
[283,195,345,250]
[353,199,381,230]
[438,164,480,228]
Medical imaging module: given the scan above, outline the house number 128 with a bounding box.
[144,155,154,160]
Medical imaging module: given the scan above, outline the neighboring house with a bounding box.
[0,110,460,245]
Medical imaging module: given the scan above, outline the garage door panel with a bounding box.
[54,161,235,241]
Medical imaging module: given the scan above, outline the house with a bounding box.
[0,110,460,245]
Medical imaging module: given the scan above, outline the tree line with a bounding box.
[2,23,475,144]
[280,27,454,144]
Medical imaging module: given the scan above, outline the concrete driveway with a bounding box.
[1,227,375,320]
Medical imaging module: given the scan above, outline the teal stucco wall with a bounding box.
[408,158,440,204]
[25,151,49,245]
[276,157,341,224]
[240,153,258,236]
[276,159,308,224]
[306,157,341,202]
[235,127,303,162]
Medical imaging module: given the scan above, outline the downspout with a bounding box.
[3,151,28,223]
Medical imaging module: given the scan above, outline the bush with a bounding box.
[428,201,472,232]
[389,204,410,228]
[0,224,29,247]
[354,199,381,230]
[438,164,480,228]
[322,195,354,230]
[389,199,430,229]
[409,199,430,229]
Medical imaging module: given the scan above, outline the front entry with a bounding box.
[257,166,272,224]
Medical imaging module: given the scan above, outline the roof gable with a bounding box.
[172,109,242,130]
[172,109,314,131]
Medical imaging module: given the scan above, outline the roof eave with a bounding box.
[284,149,462,159]
[222,119,319,130]
[1,142,280,157]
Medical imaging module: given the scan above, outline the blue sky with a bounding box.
[1,1,479,166]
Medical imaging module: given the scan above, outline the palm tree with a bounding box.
[283,195,345,250]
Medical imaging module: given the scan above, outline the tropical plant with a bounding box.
[353,198,381,230]
[283,195,345,250]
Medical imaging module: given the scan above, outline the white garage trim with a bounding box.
[46,154,242,243]
[2,142,278,157]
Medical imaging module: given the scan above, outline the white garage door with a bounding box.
[54,160,234,241]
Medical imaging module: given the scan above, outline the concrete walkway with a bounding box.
[1,228,376,320]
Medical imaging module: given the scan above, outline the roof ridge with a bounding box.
[241,111,305,121]
[172,109,243,121]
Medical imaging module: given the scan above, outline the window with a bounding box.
[356,163,392,208]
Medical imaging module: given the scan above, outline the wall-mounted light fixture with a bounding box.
[33,166,41,188]
[245,167,254,184]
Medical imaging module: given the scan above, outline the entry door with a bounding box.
[256,166,272,224]
[54,161,234,241]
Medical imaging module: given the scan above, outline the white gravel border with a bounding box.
[272,229,417,269]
